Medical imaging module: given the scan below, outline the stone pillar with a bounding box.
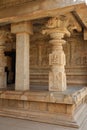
[11,22,33,91]
[42,17,70,91]
[49,31,66,91]
[0,30,7,89]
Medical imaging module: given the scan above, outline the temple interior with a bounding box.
[0,1,87,129]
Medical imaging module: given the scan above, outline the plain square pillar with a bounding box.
[11,22,33,91]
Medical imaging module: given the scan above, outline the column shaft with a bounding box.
[11,21,32,91]
[16,33,29,90]
[49,32,66,91]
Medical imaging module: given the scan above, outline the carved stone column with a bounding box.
[0,30,7,89]
[43,17,70,91]
[49,31,66,91]
[11,22,33,91]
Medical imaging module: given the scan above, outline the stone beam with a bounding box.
[0,1,86,24]
[11,21,33,91]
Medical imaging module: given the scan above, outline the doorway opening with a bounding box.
[5,50,16,89]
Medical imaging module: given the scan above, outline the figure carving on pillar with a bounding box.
[42,14,82,91]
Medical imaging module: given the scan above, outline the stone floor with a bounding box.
[0,116,87,130]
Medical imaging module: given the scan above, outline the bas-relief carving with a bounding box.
[30,39,51,67]
[30,44,39,66]
[66,34,87,67]
[49,52,65,65]
[41,44,51,66]
[49,71,66,91]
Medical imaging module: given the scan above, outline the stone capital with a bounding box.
[42,13,82,37]
[11,21,33,34]
[42,17,70,37]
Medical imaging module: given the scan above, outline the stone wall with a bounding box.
[65,33,87,86]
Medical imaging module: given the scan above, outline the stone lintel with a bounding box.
[11,21,33,34]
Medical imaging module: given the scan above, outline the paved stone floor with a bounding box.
[0,116,87,130]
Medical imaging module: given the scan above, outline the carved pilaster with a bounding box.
[42,17,70,91]
[0,30,8,89]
